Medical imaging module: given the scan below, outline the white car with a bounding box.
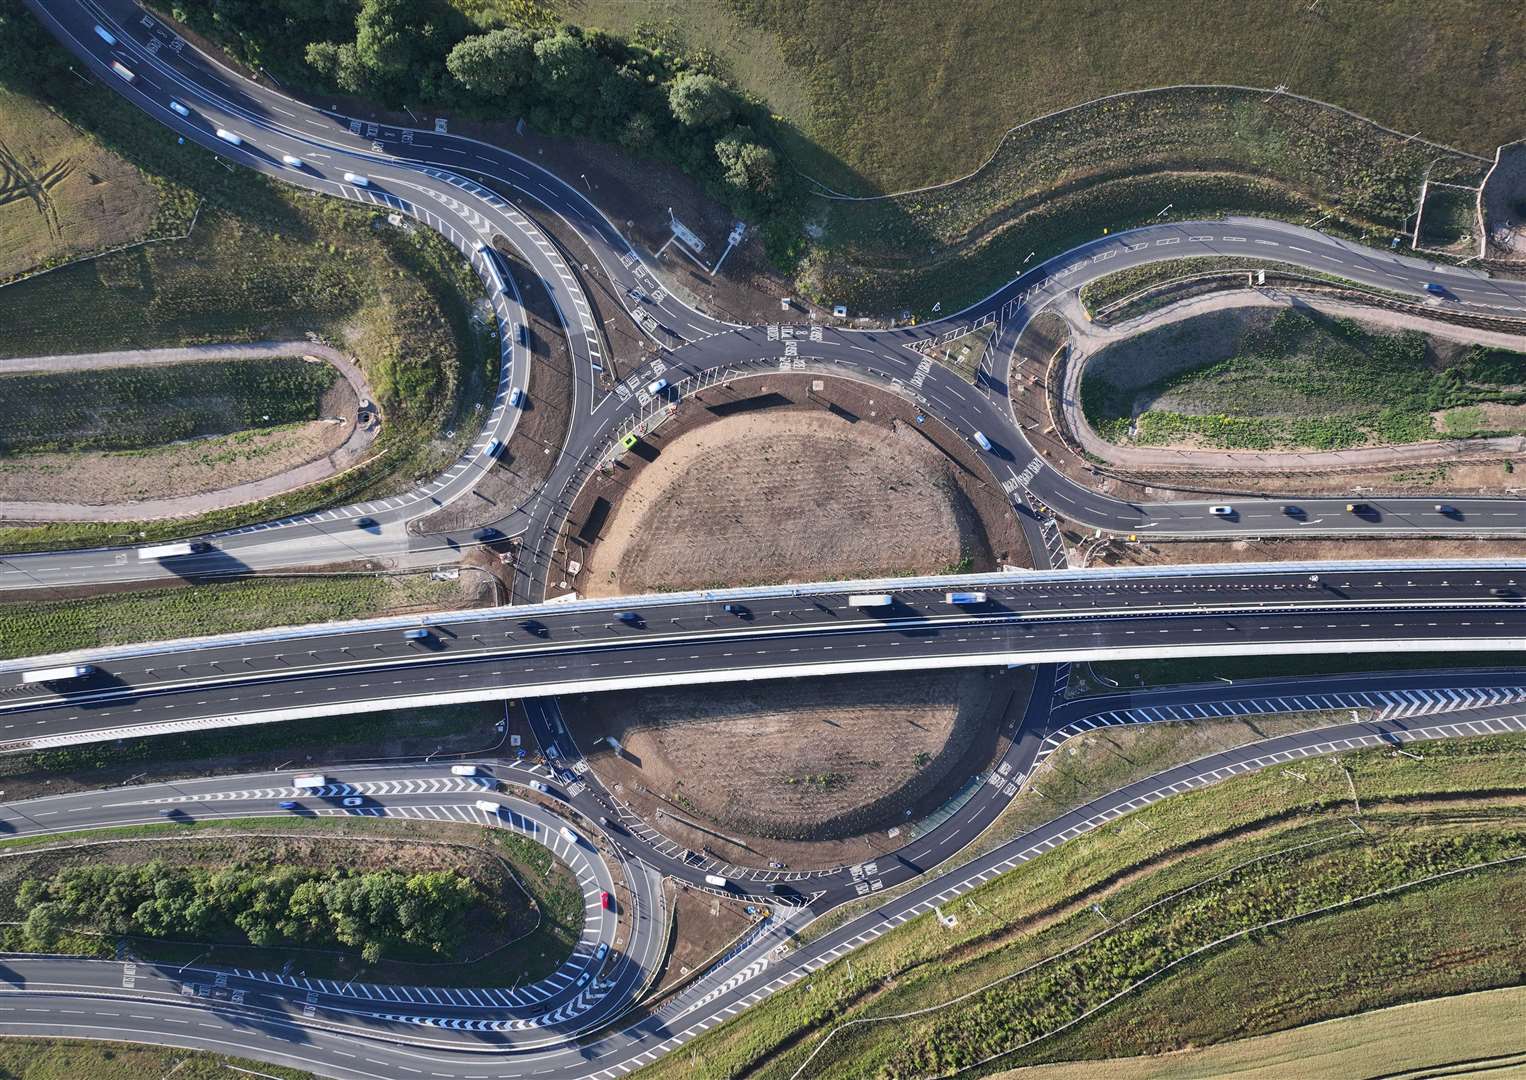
[215,128,243,146]
[343,172,370,187]
[281,153,305,168]
[1210,505,1234,517]
[646,378,668,396]
[109,61,135,82]
[168,100,191,118]
[510,387,524,408]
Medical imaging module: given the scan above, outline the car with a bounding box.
[517,324,528,347]
[529,780,549,794]
[109,61,135,82]
[93,25,117,45]
[1425,282,1447,295]
[1210,505,1234,517]
[354,516,379,531]
[484,438,502,458]
[620,433,639,450]
[613,611,640,624]
[646,377,668,396]
[281,153,305,168]
[510,387,524,408]
[595,942,609,961]
[576,971,591,987]
[1282,505,1306,519]
[723,603,752,618]
[1347,502,1371,514]
[600,890,614,910]
[402,628,430,641]
[1491,587,1520,599]
[972,430,993,451]
[1436,504,1459,517]
[342,796,364,807]
[521,619,549,637]
[158,808,176,817]
[168,100,191,118]
[278,801,299,810]
[343,172,370,186]
[215,128,243,146]
[474,526,503,543]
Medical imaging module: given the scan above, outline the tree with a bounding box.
[303,40,367,94]
[666,72,734,129]
[715,131,781,204]
[352,0,416,80]
[446,28,533,98]
[533,30,599,95]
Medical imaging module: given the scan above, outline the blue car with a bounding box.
[278,801,299,810]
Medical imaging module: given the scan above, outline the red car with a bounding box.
[600,891,613,911]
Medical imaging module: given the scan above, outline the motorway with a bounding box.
[1,562,1524,747]
[3,0,1526,601]
[0,684,1521,1076]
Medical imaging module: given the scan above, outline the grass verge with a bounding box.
[0,1039,312,1079]
[631,732,1526,1080]
[0,573,465,660]
[1083,652,1526,695]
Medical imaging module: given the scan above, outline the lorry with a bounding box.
[138,541,208,560]
[20,665,95,685]
[847,593,894,608]
[291,774,327,790]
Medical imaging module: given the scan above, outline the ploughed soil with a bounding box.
[565,667,1033,869]
[648,880,760,997]
[559,372,1028,598]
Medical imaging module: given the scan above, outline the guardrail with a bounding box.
[3,558,1525,674]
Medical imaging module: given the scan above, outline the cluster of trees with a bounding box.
[18,861,484,963]
[163,0,795,232]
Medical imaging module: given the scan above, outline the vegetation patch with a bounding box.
[0,1038,313,1080]
[0,573,464,660]
[0,358,336,454]
[0,8,495,544]
[1416,183,1479,251]
[0,816,585,986]
[1081,307,1526,450]
[632,734,1526,1080]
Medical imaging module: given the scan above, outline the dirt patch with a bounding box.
[1482,141,1526,261]
[649,880,759,998]
[566,668,1029,867]
[571,381,1027,596]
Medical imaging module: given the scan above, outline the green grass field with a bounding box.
[1080,307,1526,450]
[0,573,462,660]
[0,1040,313,1080]
[996,985,1526,1080]
[633,733,1526,1080]
[0,86,185,283]
[0,358,336,454]
[562,0,1525,196]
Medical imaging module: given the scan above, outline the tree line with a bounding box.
[16,861,484,963]
[158,0,801,262]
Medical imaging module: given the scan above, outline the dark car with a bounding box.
[1282,505,1306,519]
[521,620,549,637]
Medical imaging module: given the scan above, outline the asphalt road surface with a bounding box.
[2,562,1523,748]
[5,0,1526,601]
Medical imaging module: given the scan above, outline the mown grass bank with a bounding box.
[632,733,1526,1080]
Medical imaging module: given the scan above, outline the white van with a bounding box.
[343,172,370,187]
[451,765,480,777]
[559,825,578,844]
[484,438,502,458]
[281,153,305,168]
[215,128,243,146]
[703,874,730,889]
[110,61,135,82]
[474,799,501,814]
[972,430,993,451]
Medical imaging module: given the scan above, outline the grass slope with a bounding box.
[1081,307,1526,450]
[631,733,1526,1080]
[0,358,337,454]
[0,573,463,660]
[0,1039,313,1079]
[996,985,1526,1080]
[570,0,1526,195]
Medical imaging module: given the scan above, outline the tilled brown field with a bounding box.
[580,409,987,595]
[571,669,1016,853]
